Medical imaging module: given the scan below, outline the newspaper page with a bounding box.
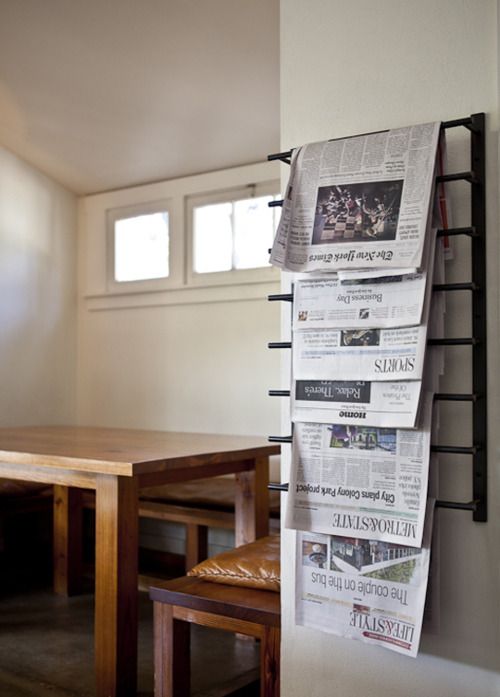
[293,273,427,330]
[270,122,441,273]
[292,228,437,383]
[286,393,433,547]
[295,500,434,657]
[291,379,422,428]
[293,323,428,382]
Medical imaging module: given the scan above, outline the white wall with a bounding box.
[280,1,500,695]
[0,146,77,426]
[77,164,282,446]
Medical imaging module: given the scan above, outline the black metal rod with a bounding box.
[268,338,479,349]
[442,116,474,130]
[268,152,293,163]
[269,391,478,402]
[267,116,474,164]
[270,391,479,402]
[428,337,476,346]
[274,282,476,296]
[268,199,284,207]
[434,393,477,402]
[433,282,477,292]
[270,283,477,296]
[268,293,293,302]
[267,483,478,512]
[437,171,477,184]
[431,445,477,455]
[269,339,477,348]
[267,118,475,164]
[269,285,475,296]
[268,482,289,491]
[268,435,292,444]
[435,499,477,511]
[437,226,476,237]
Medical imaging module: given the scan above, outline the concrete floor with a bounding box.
[0,549,260,697]
[0,586,262,697]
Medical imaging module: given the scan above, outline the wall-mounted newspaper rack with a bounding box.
[267,113,487,522]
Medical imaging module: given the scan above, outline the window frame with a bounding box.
[185,180,280,288]
[106,198,181,294]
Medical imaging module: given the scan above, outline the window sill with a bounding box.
[83,278,281,311]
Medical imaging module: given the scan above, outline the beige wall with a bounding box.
[280,0,500,695]
[77,164,282,455]
[0,146,77,426]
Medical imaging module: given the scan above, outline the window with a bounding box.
[114,211,169,282]
[187,182,280,286]
[106,199,177,293]
[99,167,281,303]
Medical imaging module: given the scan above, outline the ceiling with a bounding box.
[0,0,280,195]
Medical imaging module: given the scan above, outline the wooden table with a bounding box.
[0,426,279,697]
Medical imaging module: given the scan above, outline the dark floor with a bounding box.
[0,515,260,697]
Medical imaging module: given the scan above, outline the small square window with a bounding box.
[190,190,280,277]
[114,211,169,282]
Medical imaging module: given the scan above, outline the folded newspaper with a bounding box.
[292,227,438,383]
[290,226,445,428]
[286,392,433,548]
[293,273,428,330]
[293,323,429,383]
[295,499,434,657]
[291,379,422,428]
[290,336,444,429]
[270,122,441,273]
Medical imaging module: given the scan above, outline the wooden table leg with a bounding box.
[234,456,269,547]
[53,485,84,596]
[95,474,138,697]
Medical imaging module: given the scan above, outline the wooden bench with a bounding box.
[81,476,281,572]
[150,574,280,697]
[150,534,280,696]
[0,480,52,550]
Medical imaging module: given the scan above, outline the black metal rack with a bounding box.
[267,113,487,522]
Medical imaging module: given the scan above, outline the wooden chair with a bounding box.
[150,575,280,697]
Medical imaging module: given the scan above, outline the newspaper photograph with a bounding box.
[295,500,434,657]
[270,122,441,272]
[293,273,427,330]
[335,185,440,283]
[291,379,422,428]
[286,393,433,548]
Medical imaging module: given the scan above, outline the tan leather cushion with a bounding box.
[140,476,281,516]
[188,534,280,592]
[0,479,51,498]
